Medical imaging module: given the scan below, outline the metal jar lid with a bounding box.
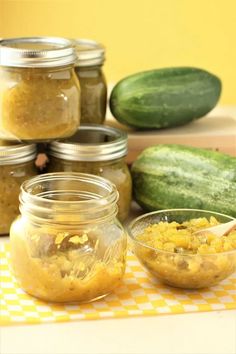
[0,37,77,68]
[74,39,105,67]
[49,124,128,162]
[0,142,37,165]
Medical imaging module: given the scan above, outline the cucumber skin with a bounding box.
[110,67,222,129]
[131,144,236,217]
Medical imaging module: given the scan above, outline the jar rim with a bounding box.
[73,38,105,67]
[0,37,77,68]
[0,142,37,165]
[49,124,128,162]
[20,172,119,224]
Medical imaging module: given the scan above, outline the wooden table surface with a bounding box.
[106,105,236,163]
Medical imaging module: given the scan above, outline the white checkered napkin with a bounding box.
[0,243,236,325]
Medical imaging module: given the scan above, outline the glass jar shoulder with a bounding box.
[48,156,130,180]
[75,65,106,81]
[0,66,80,90]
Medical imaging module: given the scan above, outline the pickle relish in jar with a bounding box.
[10,173,127,303]
[48,125,132,221]
[0,37,81,142]
[74,39,107,124]
[0,140,37,235]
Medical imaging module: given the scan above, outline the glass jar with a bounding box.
[0,37,80,142]
[10,172,127,303]
[0,141,37,235]
[48,125,132,222]
[74,39,107,124]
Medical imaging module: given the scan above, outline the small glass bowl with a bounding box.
[128,209,236,289]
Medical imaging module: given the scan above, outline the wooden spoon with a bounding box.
[195,219,236,237]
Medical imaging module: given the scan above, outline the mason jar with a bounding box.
[0,37,81,142]
[10,173,127,303]
[74,39,107,124]
[0,141,37,235]
[48,125,132,222]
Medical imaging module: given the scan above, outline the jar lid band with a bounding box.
[74,39,105,67]
[0,37,77,68]
[49,124,128,162]
[0,143,37,164]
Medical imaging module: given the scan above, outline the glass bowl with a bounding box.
[128,209,236,289]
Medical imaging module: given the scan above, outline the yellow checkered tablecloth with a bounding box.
[0,242,236,325]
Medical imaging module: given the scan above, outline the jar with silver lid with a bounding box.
[0,37,80,142]
[0,140,37,235]
[74,39,107,124]
[48,125,132,222]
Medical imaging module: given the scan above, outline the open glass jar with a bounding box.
[0,141,37,235]
[0,37,80,142]
[10,172,127,303]
[48,125,132,222]
[74,39,107,124]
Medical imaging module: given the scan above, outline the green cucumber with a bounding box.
[131,144,236,217]
[110,67,221,129]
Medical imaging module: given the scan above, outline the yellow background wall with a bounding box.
[1,0,236,104]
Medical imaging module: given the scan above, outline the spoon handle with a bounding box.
[195,219,236,237]
[224,221,236,236]
[210,219,236,237]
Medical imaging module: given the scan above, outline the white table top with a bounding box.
[1,310,236,354]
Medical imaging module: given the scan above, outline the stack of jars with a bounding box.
[0,37,131,303]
